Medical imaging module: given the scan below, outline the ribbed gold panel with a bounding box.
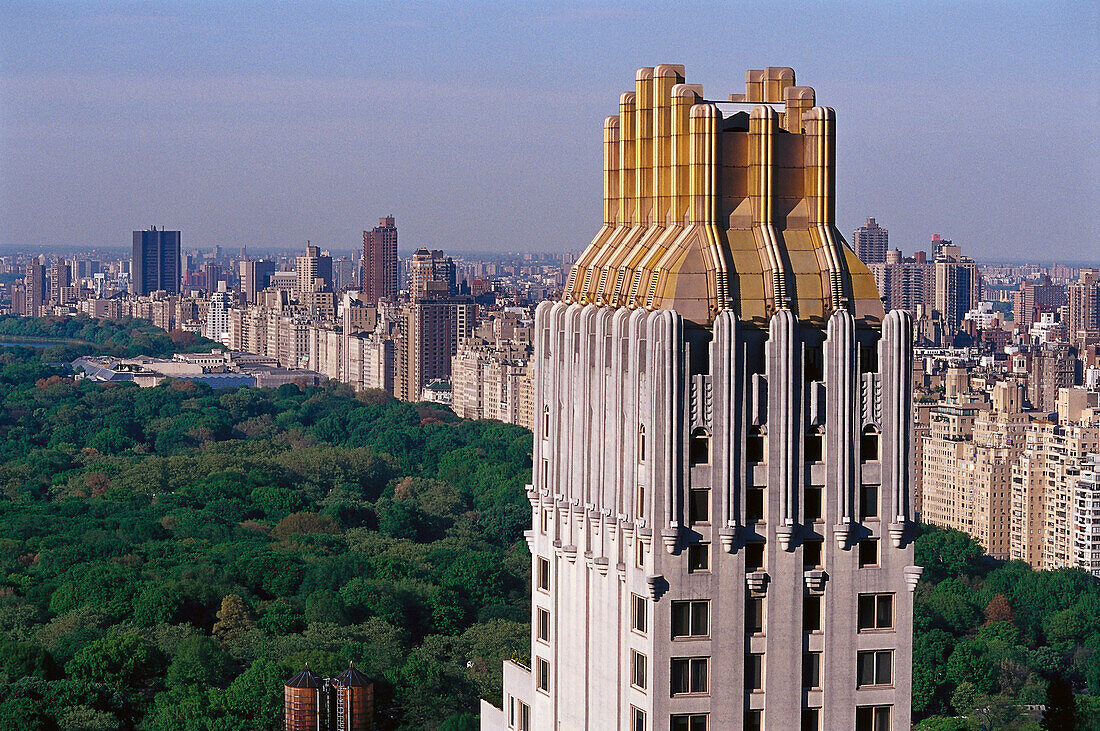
[563,66,885,328]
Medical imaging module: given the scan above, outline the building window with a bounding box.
[803,539,823,569]
[632,593,647,634]
[746,486,765,521]
[542,406,550,436]
[804,345,824,382]
[671,714,709,731]
[860,483,879,519]
[858,594,894,631]
[635,537,646,569]
[536,657,550,693]
[636,484,646,518]
[690,430,711,465]
[855,705,891,731]
[671,600,710,639]
[508,694,514,728]
[631,706,646,731]
[804,486,822,522]
[745,653,763,691]
[746,595,764,634]
[517,700,531,731]
[745,542,764,572]
[687,543,710,573]
[540,508,550,534]
[744,710,762,731]
[638,425,647,462]
[857,650,893,687]
[805,429,824,463]
[802,652,821,689]
[803,595,821,633]
[631,649,648,690]
[689,488,711,524]
[747,427,766,463]
[670,657,709,695]
[537,557,551,591]
[537,607,550,643]
[861,426,880,462]
[801,708,820,731]
[858,538,880,568]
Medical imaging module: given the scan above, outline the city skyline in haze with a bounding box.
[1,1,1097,262]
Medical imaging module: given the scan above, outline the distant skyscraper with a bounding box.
[484,65,919,731]
[23,259,46,316]
[132,227,181,295]
[408,248,457,298]
[48,259,71,305]
[933,243,980,332]
[240,260,276,304]
[853,217,888,264]
[296,243,333,295]
[362,216,398,303]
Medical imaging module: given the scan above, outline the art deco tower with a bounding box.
[482,66,920,731]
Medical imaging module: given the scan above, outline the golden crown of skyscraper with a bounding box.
[564,65,884,328]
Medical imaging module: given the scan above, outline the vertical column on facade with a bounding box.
[881,309,914,547]
[825,309,857,548]
[610,308,631,572]
[750,105,789,312]
[712,309,742,551]
[650,310,684,553]
[768,309,800,549]
[804,106,851,311]
[630,309,653,554]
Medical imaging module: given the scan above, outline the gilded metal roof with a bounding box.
[563,66,884,328]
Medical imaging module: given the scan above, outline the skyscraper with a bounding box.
[132,227,181,295]
[852,217,888,265]
[483,65,919,731]
[362,216,398,303]
[408,248,457,298]
[23,259,46,317]
[933,244,979,332]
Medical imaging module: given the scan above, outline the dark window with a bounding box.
[801,708,820,731]
[745,653,763,691]
[858,538,880,568]
[744,710,762,731]
[857,650,893,687]
[670,657,709,695]
[803,540,822,569]
[688,544,710,573]
[537,607,550,642]
[804,487,822,522]
[631,649,647,690]
[536,657,550,692]
[537,557,550,591]
[631,593,647,633]
[747,428,766,463]
[638,426,646,462]
[672,600,710,639]
[860,344,878,374]
[855,706,891,731]
[631,707,646,731]
[534,556,547,589]
[804,430,824,463]
[671,714,709,731]
[689,488,711,524]
[745,542,764,572]
[746,487,765,521]
[858,594,894,631]
[803,595,821,632]
[804,345,824,382]
[746,596,764,634]
[690,431,710,465]
[860,483,879,519]
[861,427,880,462]
[802,652,821,689]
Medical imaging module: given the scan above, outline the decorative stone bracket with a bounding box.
[803,569,828,593]
[660,527,679,554]
[832,522,850,549]
[888,521,906,548]
[747,570,770,596]
[719,527,737,553]
[904,565,923,592]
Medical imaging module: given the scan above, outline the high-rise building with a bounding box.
[296,243,333,295]
[240,260,276,304]
[132,227,182,295]
[408,248,457,298]
[48,258,71,305]
[393,296,475,402]
[934,244,979,332]
[483,65,919,731]
[870,249,934,316]
[1065,268,1100,344]
[362,216,398,303]
[852,217,888,265]
[23,259,46,316]
[1028,343,1077,413]
[1012,276,1066,330]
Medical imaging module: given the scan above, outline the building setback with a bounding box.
[482,65,920,731]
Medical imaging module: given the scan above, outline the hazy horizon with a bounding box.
[2,1,1097,261]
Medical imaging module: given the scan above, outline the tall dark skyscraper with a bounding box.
[132,227,182,295]
[362,216,398,303]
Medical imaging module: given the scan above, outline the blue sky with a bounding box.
[1,1,1097,262]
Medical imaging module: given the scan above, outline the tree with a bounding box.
[212,595,255,646]
[983,594,1015,625]
[1043,674,1078,730]
[66,632,164,691]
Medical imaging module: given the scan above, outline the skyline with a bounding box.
[1,1,1098,262]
